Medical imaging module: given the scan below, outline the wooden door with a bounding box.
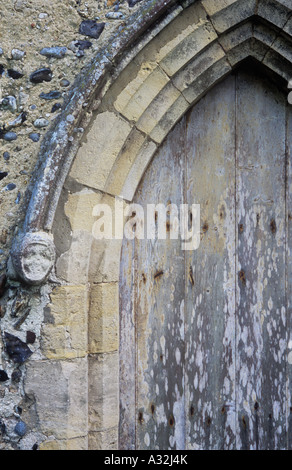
[119,69,292,450]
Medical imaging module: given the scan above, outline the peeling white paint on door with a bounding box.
[119,69,292,450]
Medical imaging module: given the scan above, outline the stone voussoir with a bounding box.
[257,0,292,30]
[136,81,182,135]
[103,127,149,197]
[201,0,257,34]
[114,65,170,122]
[119,139,158,201]
[180,56,232,105]
[70,111,132,192]
[149,93,190,144]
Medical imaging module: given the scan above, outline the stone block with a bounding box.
[253,23,278,47]
[263,49,292,82]
[141,2,211,64]
[114,65,170,122]
[47,285,88,325]
[88,428,118,450]
[39,436,87,450]
[24,358,88,440]
[65,190,118,234]
[106,1,207,109]
[258,0,292,30]
[58,191,126,283]
[270,35,292,65]
[219,22,253,52]
[225,38,269,67]
[159,22,217,77]
[136,82,182,135]
[41,325,85,360]
[70,111,132,192]
[89,282,119,354]
[202,0,257,34]
[65,189,103,233]
[181,57,232,105]
[283,16,292,38]
[56,230,93,284]
[41,285,88,360]
[202,0,240,16]
[103,128,148,198]
[120,139,157,201]
[172,41,226,92]
[88,238,123,284]
[88,352,119,432]
[149,94,190,144]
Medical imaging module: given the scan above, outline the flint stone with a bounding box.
[34,118,49,128]
[128,0,143,6]
[60,79,70,87]
[30,68,53,83]
[0,421,6,435]
[0,172,8,181]
[1,96,17,112]
[39,91,61,100]
[105,12,124,19]
[51,103,62,113]
[26,331,36,344]
[69,40,92,52]
[4,332,33,364]
[3,132,17,141]
[6,183,17,190]
[14,420,27,437]
[79,20,105,39]
[0,370,9,382]
[11,369,22,383]
[40,47,67,59]
[11,49,26,60]
[8,69,24,79]
[29,133,40,142]
[0,273,7,296]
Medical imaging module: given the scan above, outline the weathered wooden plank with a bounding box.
[287,101,292,450]
[185,75,237,450]
[134,118,186,450]
[119,236,136,449]
[236,71,287,450]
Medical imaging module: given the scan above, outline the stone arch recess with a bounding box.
[10,0,292,450]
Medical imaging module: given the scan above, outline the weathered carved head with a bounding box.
[10,232,55,285]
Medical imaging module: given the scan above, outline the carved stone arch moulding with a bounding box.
[9,0,292,284]
[8,0,292,450]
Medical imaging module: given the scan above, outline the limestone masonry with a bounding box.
[0,0,291,451]
[0,0,142,450]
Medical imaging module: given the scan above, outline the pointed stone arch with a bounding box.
[11,0,292,450]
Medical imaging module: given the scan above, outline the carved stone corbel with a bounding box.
[10,232,55,286]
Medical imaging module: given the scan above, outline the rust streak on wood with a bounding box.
[154,270,164,280]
